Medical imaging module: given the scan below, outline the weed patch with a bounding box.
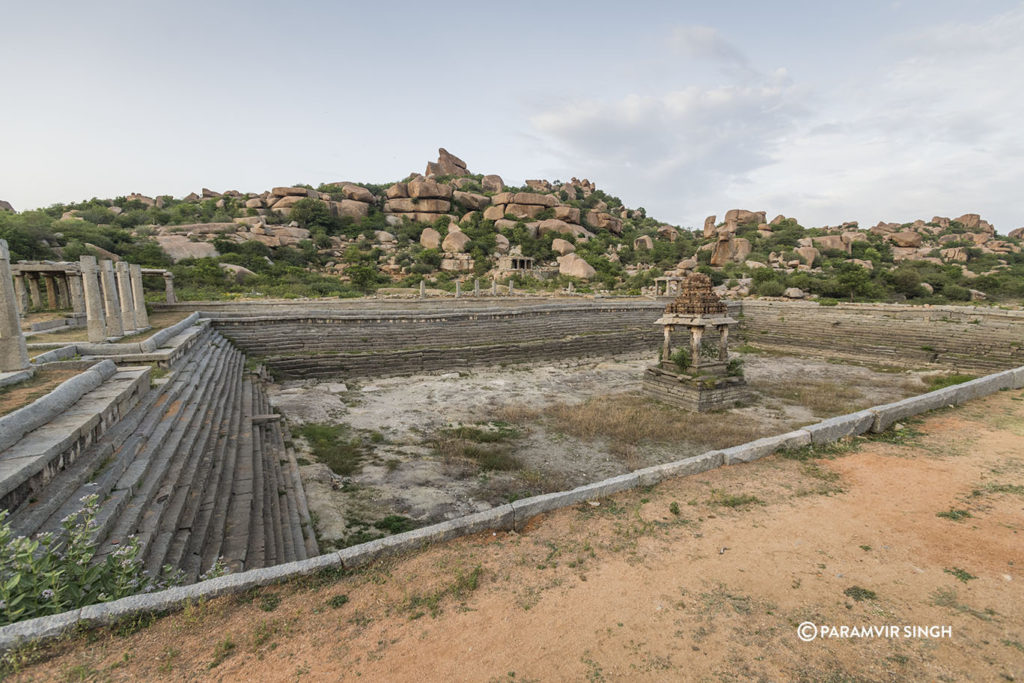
[843,586,877,602]
[293,423,366,476]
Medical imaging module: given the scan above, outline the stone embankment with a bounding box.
[1,324,314,582]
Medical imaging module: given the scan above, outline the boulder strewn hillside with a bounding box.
[1,148,1022,303]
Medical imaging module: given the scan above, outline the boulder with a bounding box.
[273,226,313,245]
[386,183,409,199]
[954,213,981,230]
[408,178,453,199]
[494,219,519,232]
[244,197,264,209]
[425,148,470,177]
[551,238,575,255]
[557,253,596,279]
[219,263,255,282]
[583,211,623,235]
[494,233,510,253]
[202,188,222,199]
[724,209,766,226]
[633,235,654,250]
[812,234,850,253]
[511,192,558,207]
[271,186,314,198]
[941,247,968,262]
[270,195,315,212]
[769,214,787,226]
[525,179,553,192]
[442,230,472,253]
[481,175,504,193]
[851,259,874,270]
[375,231,396,244]
[888,231,923,248]
[183,192,201,203]
[504,204,546,219]
[553,205,581,223]
[921,282,934,294]
[420,227,442,249]
[745,260,767,270]
[537,219,594,240]
[156,235,219,262]
[335,183,374,202]
[656,225,678,242]
[783,287,805,299]
[710,236,751,266]
[677,258,698,271]
[703,215,717,238]
[483,205,507,221]
[795,246,820,265]
[385,198,451,213]
[459,211,479,226]
[452,191,490,211]
[869,221,900,235]
[1008,227,1024,240]
[332,199,370,219]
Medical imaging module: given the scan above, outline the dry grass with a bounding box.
[501,394,765,451]
[0,368,82,416]
[752,379,864,417]
[25,310,190,344]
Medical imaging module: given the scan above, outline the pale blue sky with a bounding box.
[2,1,1022,233]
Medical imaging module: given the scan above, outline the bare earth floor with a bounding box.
[268,352,935,549]
[11,387,1023,681]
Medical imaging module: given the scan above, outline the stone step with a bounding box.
[179,362,246,581]
[142,347,243,577]
[167,350,242,580]
[95,337,234,563]
[12,330,216,538]
[216,379,256,572]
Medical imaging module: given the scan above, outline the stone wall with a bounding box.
[203,298,1024,379]
[738,300,1024,372]
[209,302,666,379]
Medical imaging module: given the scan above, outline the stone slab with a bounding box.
[804,410,875,445]
[634,451,724,487]
[722,430,811,465]
[869,386,959,433]
[511,473,639,529]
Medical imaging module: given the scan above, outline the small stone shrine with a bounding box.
[642,272,749,411]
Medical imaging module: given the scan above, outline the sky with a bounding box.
[2,0,1022,234]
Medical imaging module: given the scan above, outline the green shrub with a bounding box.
[0,495,177,626]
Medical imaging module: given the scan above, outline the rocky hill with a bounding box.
[1,148,1023,304]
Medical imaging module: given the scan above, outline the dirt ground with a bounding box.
[0,368,81,417]
[10,385,1022,682]
[269,351,933,549]
[23,310,189,345]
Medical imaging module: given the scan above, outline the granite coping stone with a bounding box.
[804,410,876,445]
[634,451,724,487]
[721,430,811,465]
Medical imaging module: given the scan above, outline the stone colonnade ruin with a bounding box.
[10,258,176,342]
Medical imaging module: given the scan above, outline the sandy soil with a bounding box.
[269,352,932,549]
[11,387,1022,682]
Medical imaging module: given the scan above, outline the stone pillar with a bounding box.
[0,240,30,371]
[43,274,57,309]
[455,280,461,298]
[99,260,124,338]
[662,325,673,362]
[80,256,107,343]
[163,273,176,304]
[690,326,703,369]
[474,279,479,297]
[68,274,86,315]
[419,280,425,299]
[27,274,41,309]
[13,275,27,316]
[508,281,515,296]
[115,262,137,332]
[568,282,574,295]
[129,264,149,328]
[55,275,70,309]
[718,325,729,361]
[491,281,497,296]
